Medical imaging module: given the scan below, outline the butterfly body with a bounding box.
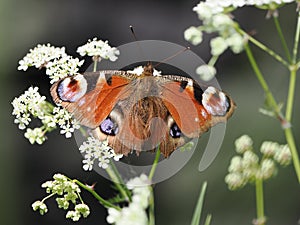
[51,64,235,157]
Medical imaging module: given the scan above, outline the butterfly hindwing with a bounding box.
[160,74,235,137]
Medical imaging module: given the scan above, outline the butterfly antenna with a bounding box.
[129,25,145,58]
[154,46,190,67]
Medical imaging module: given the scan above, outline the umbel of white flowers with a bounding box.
[13,38,122,172]
[184,0,296,81]
[225,135,292,190]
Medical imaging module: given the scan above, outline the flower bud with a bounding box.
[260,141,279,157]
[259,158,277,180]
[225,173,246,190]
[274,144,292,166]
[235,135,253,154]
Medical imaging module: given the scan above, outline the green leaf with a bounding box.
[190,181,208,225]
[204,214,212,225]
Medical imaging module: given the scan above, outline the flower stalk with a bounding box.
[273,15,292,63]
[284,128,300,182]
[106,165,131,201]
[149,148,161,181]
[244,43,279,112]
[255,179,265,225]
[149,187,155,225]
[236,26,290,68]
[73,179,119,209]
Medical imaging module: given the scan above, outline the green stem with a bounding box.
[292,10,300,63]
[285,128,300,183]
[286,69,297,122]
[255,179,265,225]
[190,182,208,225]
[244,44,279,112]
[149,187,155,225]
[110,161,132,200]
[236,27,289,68]
[295,60,300,69]
[77,192,84,204]
[73,179,119,209]
[204,214,212,225]
[208,55,219,67]
[41,193,56,202]
[106,166,131,201]
[149,148,161,181]
[273,15,292,63]
[148,149,160,225]
[93,61,98,72]
[283,9,300,183]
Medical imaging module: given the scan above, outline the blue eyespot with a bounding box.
[170,123,181,138]
[100,117,119,136]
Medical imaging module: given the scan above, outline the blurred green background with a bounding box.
[1,0,299,225]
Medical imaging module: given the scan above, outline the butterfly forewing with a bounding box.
[50,71,133,128]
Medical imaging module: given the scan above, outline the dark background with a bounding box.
[1,0,299,225]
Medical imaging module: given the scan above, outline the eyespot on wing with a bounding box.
[202,86,230,116]
[57,74,88,102]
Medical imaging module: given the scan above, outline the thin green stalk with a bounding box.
[190,182,207,225]
[149,148,161,180]
[208,55,219,67]
[73,179,120,209]
[236,27,289,68]
[109,161,132,200]
[285,128,300,183]
[255,179,265,225]
[149,187,155,225]
[244,44,278,111]
[93,61,98,72]
[245,43,300,182]
[148,149,161,225]
[286,69,297,122]
[292,10,300,63]
[273,15,292,63]
[296,60,300,69]
[204,214,212,225]
[41,193,56,202]
[283,9,300,183]
[106,166,131,201]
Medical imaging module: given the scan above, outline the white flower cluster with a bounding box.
[193,0,295,15]
[79,136,123,171]
[185,8,245,55]
[77,37,120,61]
[46,55,84,84]
[195,65,216,81]
[225,135,292,190]
[32,200,48,215]
[187,0,295,52]
[66,204,90,222]
[17,43,84,84]
[106,174,151,225]
[18,43,66,71]
[32,174,90,221]
[12,87,46,130]
[12,87,80,144]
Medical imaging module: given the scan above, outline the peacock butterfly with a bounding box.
[50,63,235,157]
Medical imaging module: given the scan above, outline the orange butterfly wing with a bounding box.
[160,76,211,137]
[50,71,132,128]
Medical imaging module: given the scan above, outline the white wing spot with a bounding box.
[202,86,228,116]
